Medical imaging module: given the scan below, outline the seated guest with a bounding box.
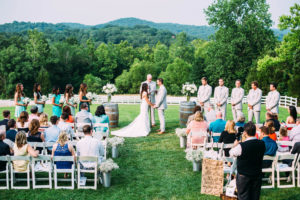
[75,103,93,132]
[209,112,226,142]
[186,111,208,148]
[76,125,104,168]
[6,119,17,142]
[278,127,289,152]
[13,131,38,172]
[260,126,278,168]
[27,119,44,153]
[63,106,74,123]
[263,112,280,132]
[205,104,216,125]
[44,116,60,151]
[235,112,245,128]
[286,106,297,124]
[289,117,300,143]
[265,120,277,141]
[0,110,10,131]
[39,113,51,128]
[58,112,74,138]
[28,106,39,122]
[186,106,201,126]
[0,130,11,172]
[17,111,29,133]
[219,120,237,157]
[93,105,109,133]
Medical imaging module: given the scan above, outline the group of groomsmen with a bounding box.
[197,77,280,124]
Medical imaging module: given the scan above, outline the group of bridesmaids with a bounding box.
[14,83,92,117]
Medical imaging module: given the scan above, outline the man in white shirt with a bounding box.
[58,112,74,138]
[231,79,245,122]
[214,78,229,120]
[290,117,300,143]
[266,82,280,114]
[75,103,93,132]
[197,77,212,114]
[247,81,262,124]
[205,104,217,125]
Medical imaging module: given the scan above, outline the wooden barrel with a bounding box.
[104,103,119,128]
[179,101,196,127]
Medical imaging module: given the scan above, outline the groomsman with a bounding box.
[154,78,167,135]
[140,74,156,127]
[214,78,229,120]
[266,82,280,114]
[247,81,262,124]
[231,79,245,122]
[197,77,212,114]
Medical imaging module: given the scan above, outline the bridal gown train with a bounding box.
[112,93,150,137]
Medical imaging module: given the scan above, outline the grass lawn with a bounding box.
[0,104,299,200]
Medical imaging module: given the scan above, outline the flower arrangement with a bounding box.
[203,150,220,160]
[99,159,119,173]
[86,92,97,103]
[41,95,48,102]
[185,148,203,162]
[181,83,197,102]
[59,96,65,104]
[73,95,80,104]
[175,128,187,137]
[107,137,125,147]
[23,97,31,105]
[103,83,117,102]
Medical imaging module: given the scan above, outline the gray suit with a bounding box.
[231,87,244,122]
[266,90,280,114]
[197,84,212,114]
[155,85,167,132]
[247,88,262,123]
[140,81,156,125]
[214,86,229,120]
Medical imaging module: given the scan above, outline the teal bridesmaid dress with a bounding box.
[52,94,62,117]
[79,96,90,112]
[15,96,26,118]
[34,92,44,113]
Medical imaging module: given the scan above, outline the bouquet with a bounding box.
[103,83,117,102]
[107,137,125,147]
[185,148,203,162]
[41,95,48,102]
[203,149,221,160]
[181,83,197,102]
[99,159,119,173]
[86,92,97,103]
[23,97,31,105]
[73,95,80,104]
[175,128,187,137]
[59,96,65,104]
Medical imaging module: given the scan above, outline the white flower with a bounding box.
[181,83,197,96]
[73,95,80,104]
[175,128,187,137]
[108,137,125,147]
[23,97,31,104]
[185,149,203,162]
[41,95,48,102]
[99,159,119,173]
[59,96,65,104]
[103,83,117,94]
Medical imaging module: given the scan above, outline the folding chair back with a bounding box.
[31,155,52,189]
[10,156,31,189]
[0,155,10,189]
[262,155,276,189]
[52,156,75,189]
[44,142,56,155]
[77,156,98,190]
[190,131,207,149]
[276,154,298,188]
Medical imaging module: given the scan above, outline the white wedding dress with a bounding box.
[112,92,150,137]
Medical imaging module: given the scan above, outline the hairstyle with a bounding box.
[270,82,277,89]
[52,86,60,95]
[7,119,16,128]
[194,111,204,122]
[225,120,237,134]
[33,83,41,99]
[29,119,40,135]
[157,78,164,84]
[260,126,270,136]
[63,105,72,116]
[79,83,87,95]
[3,110,10,118]
[289,106,297,122]
[193,106,201,114]
[50,115,59,125]
[236,79,241,83]
[39,113,49,126]
[80,103,88,109]
[64,84,74,98]
[140,83,149,99]
[219,78,224,81]
[266,112,274,119]
[15,83,24,101]
[30,106,38,114]
[265,119,275,133]
[251,81,258,87]
[18,111,29,127]
[237,112,245,123]
[273,113,279,120]
[61,112,69,121]
[0,130,5,140]
[95,105,106,117]
[243,122,256,136]
[57,131,68,146]
[83,125,92,134]
[201,77,207,81]
[15,131,27,148]
[279,127,288,137]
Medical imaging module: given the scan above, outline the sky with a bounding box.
[0,0,298,28]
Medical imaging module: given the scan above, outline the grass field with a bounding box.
[1,104,299,200]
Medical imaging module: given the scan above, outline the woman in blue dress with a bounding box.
[79,83,91,112]
[93,105,110,133]
[33,83,45,115]
[64,84,76,116]
[51,86,63,117]
[14,83,28,118]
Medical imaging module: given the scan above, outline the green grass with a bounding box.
[1,104,299,200]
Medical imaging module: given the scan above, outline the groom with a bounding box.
[153,78,167,135]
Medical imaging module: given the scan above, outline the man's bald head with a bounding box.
[147,74,152,82]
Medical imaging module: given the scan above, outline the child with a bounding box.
[278,127,289,152]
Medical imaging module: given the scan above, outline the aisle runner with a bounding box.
[201,158,224,196]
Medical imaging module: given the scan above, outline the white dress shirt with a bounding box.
[58,121,74,137]
[289,125,300,143]
[229,137,258,157]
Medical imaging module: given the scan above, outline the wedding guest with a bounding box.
[64,84,76,116]
[17,111,29,133]
[58,112,74,138]
[278,127,289,152]
[209,112,226,142]
[28,106,39,122]
[13,131,38,172]
[186,106,202,126]
[205,104,216,125]
[14,83,28,118]
[0,130,10,171]
[265,120,277,141]
[27,119,45,153]
[0,110,10,131]
[247,81,262,124]
[6,119,17,142]
[75,103,93,125]
[93,105,109,133]
[79,83,91,112]
[219,120,237,157]
[197,77,212,114]
[235,112,246,128]
[52,86,62,117]
[260,126,277,168]
[230,122,265,200]
[286,106,297,124]
[263,112,280,131]
[44,116,60,151]
[186,111,208,148]
[63,106,74,123]
[33,83,45,114]
[39,113,51,128]
[289,117,300,143]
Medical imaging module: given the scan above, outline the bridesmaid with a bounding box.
[33,83,45,115]
[64,84,76,116]
[78,83,91,112]
[51,86,62,117]
[14,83,28,118]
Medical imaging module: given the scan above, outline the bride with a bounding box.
[111,83,155,137]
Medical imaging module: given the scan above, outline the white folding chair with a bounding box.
[44,142,56,155]
[53,156,75,189]
[3,139,14,148]
[189,131,208,149]
[211,132,221,143]
[28,142,46,155]
[276,154,299,188]
[222,157,237,186]
[0,155,10,189]
[77,156,98,190]
[10,156,31,189]
[93,123,110,139]
[31,155,52,189]
[261,155,276,189]
[219,143,234,158]
[276,141,294,154]
[74,123,91,140]
[297,158,300,187]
